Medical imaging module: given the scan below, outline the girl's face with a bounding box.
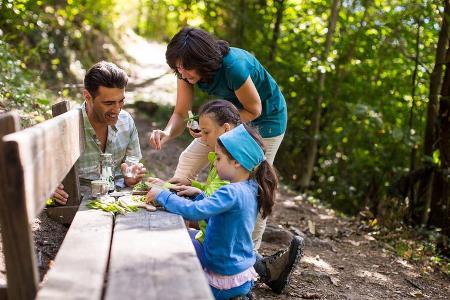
[214,144,237,181]
[199,114,229,148]
[176,61,201,84]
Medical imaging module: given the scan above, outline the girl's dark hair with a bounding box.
[84,61,128,98]
[217,124,277,218]
[198,100,240,126]
[166,27,230,84]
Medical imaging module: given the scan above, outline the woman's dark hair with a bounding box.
[166,27,230,83]
[198,100,240,126]
[84,61,128,98]
[217,124,277,218]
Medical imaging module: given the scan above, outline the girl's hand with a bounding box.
[146,186,163,205]
[171,185,202,197]
[188,127,202,139]
[148,129,169,150]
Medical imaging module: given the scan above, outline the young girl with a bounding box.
[146,124,277,300]
[166,99,303,295]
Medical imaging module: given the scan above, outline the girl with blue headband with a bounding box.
[147,123,277,300]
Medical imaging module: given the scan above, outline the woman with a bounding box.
[148,27,287,250]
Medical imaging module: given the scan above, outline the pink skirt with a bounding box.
[205,267,258,290]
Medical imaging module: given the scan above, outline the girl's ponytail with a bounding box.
[253,160,278,218]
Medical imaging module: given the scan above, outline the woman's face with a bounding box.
[176,61,201,84]
[199,114,228,148]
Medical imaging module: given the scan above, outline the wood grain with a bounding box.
[35,200,114,300]
[0,112,39,300]
[2,109,83,220]
[51,101,84,206]
[104,210,213,300]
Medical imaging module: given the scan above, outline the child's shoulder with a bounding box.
[218,180,258,194]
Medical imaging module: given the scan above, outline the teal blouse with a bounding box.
[197,47,287,138]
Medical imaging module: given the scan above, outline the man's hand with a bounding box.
[148,129,170,150]
[52,183,68,205]
[121,163,146,187]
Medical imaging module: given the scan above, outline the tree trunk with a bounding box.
[298,0,340,189]
[407,17,422,222]
[417,0,450,225]
[429,46,450,249]
[268,0,285,61]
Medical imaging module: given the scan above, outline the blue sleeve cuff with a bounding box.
[194,193,206,201]
[155,190,174,206]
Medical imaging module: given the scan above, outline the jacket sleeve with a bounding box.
[155,185,237,220]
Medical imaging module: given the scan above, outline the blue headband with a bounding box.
[218,124,265,172]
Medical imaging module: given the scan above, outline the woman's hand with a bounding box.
[188,127,202,139]
[148,129,170,150]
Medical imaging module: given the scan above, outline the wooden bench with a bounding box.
[0,102,213,300]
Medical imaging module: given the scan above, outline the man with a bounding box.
[52,61,145,204]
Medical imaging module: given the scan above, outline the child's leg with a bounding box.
[188,229,206,268]
[210,280,253,300]
[173,138,212,181]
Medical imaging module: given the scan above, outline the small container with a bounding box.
[100,153,115,192]
[124,157,140,178]
[187,110,201,133]
[91,180,108,198]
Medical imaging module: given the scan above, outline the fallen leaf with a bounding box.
[308,220,316,235]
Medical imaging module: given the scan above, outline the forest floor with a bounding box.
[1,30,449,299]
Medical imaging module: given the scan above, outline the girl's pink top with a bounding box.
[205,267,258,290]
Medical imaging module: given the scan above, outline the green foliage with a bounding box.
[133,0,442,217]
[0,39,53,126]
[0,0,119,84]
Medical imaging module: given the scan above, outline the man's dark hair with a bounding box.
[166,27,230,84]
[84,61,128,98]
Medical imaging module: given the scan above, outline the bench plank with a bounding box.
[2,109,83,221]
[0,112,39,300]
[51,101,83,206]
[35,199,113,300]
[105,210,213,300]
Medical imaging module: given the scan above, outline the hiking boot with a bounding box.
[260,236,305,294]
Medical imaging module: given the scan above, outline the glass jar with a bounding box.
[100,153,115,192]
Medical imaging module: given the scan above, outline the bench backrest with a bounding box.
[0,102,84,300]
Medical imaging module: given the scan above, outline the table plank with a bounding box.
[105,210,213,300]
[35,201,113,300]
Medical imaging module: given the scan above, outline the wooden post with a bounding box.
[0,113,39,300]
[47,100,84,224]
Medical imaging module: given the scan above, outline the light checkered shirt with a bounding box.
[77,102,142,185]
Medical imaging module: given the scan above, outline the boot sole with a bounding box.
[267,235,305,294]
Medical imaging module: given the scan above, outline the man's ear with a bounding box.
[83,89,93,103]
[223,122,231,132]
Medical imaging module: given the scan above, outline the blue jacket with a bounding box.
[156,180,258,275]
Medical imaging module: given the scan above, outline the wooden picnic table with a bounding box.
[36,187,214,300]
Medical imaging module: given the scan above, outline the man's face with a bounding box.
[84,86,125,126]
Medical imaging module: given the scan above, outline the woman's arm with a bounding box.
[149,79,194,149]
[235,76,262,122]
